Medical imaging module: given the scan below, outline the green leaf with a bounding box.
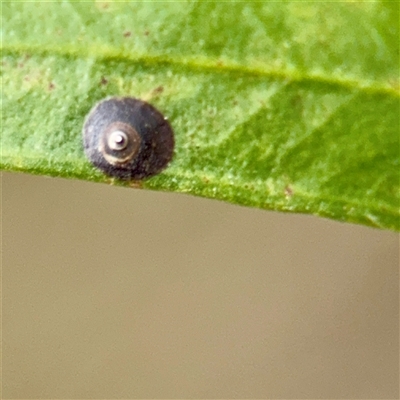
[2,1,399,230]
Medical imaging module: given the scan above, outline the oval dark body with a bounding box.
[83,97,174,180]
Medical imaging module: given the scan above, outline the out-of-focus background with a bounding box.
[2,171,399,399]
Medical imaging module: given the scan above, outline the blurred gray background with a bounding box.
[2,171,399,399]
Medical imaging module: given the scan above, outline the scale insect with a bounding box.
[83,97,174,180]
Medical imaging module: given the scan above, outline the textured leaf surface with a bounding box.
[1,1,399,230]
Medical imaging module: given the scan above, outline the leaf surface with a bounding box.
[2,1,399,230]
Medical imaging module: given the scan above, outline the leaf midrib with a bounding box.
[2,42,399,97]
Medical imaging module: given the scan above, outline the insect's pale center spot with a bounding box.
[108,130,128,151]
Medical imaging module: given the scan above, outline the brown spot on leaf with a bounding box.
[129,181,143,189]
[291,94,303,109]
[123,31,131,38]
[144,30,150,36]
[152,85,164,95]
[100,76,108,86]
[48,82,55,91]
[284,186,294,197]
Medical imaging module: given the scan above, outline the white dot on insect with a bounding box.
[108,130,128,151]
